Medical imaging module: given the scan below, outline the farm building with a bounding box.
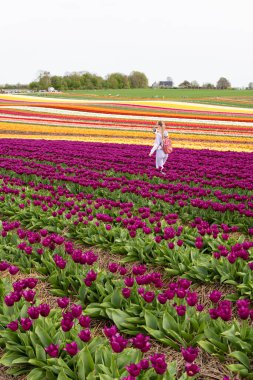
[152,77,173,88]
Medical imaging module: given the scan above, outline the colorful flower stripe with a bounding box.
[0,95,253,152]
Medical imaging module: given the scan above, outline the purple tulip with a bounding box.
[78,329,91,342]
[143,291,155,303]
[125,363,141,377]
[23,289,36,302]
[61,318,74,332]
[45,344,59,358]
[71,304,83,318]
[103,325,118,338]
[132,333,151,352]
[79,315,91,328]
[8,265,19,275]
[157,293,167,304]
[186,292,198,306]
[4,294,15,307]
[64,342,79,356]
[139,359,150,370]
[28,306,40,319]
[7,320,19,331]
[185,363,200,376]
[57,297,70,308]
[124,277,134,287]
[209,290,222,303]
[121,287,131,298]
[39,304,51,317]
[175,305,186,316]
[0,261,9,271]
[181,347,199,363]
[108,262,118,273]
[26,278,38,289]
[110,334,128,353]
[20,318,33,331]
[150,353,167,375]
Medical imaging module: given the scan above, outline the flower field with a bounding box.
[0,138,252,380]
[0,94,253,152]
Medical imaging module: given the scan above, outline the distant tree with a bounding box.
[202,83,215,89]
[29,81,40,91]
[38,71,51,90]
[107,73,130,89]
[80,73,95,89]
[179,80,191,88]
[128,71,148,88]
[51,76,63,90]
[248,82,253,89]
[216,77,231,89]
[190,80,199,89]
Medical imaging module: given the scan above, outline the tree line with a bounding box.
[1,72,253,91]
[28,71,149,91]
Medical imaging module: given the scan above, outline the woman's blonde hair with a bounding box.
[158,121,165,136]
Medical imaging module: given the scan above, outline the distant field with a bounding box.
[32,88,253,108]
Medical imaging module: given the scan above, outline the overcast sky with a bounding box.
[1,0,252,87]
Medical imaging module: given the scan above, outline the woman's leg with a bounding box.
[162,154,169,169]
[156,151,163,169]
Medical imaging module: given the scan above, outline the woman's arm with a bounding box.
[149,134,160,156]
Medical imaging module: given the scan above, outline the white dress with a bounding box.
[150,132,169,169]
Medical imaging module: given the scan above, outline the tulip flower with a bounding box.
[64,342,79,356]
[45,344,59,358]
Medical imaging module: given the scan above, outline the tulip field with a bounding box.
[0,94,253,152]
[0,95,253,380]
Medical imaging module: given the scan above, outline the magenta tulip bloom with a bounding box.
[79,315,91,328]
[28,306,40,319]
[71,304,83,318]
[78,329,91,342]
[8,265,19,275]
[7,320,19,331]
[122,288,131,298]
[209,290,222,303]
[126,363,141,377]
[45,344,59,358]
[143,291,155,303]
[185,363,200,376]
[64,342,79,356]
[181,347,199,363]
[20,318,33,331]
[57,297,70,308]
[103,325,118,338]
[39,304,51,317]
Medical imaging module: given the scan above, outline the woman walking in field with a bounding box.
[149,121,172,174]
